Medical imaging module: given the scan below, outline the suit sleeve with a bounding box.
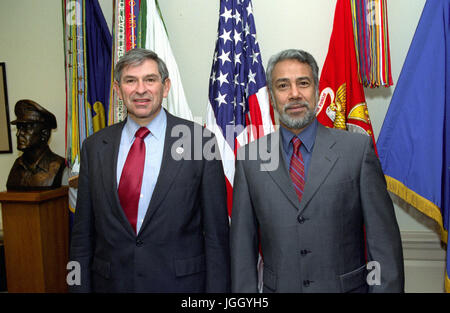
[69,140,94,292]
[230,151,260,293]
[360,137,405,292]
[200,135,231,292]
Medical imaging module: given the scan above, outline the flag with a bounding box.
[85,0,112,132]
[316,0,377,150]
[109,0,193,123]
[109,0,139,124]
[377,0,450,292]
[350,0,393,88]
[137,0,193,121]
[63,0,86,169]
[63,0,112,228]
[206,0,274,292]
[206,0,274,215]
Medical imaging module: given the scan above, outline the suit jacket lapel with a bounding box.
[140,112,183,231]
[262,131,300,210]
[98,120,136,235]
[298,124,338,215]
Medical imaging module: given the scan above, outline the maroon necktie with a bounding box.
[289,136,305,203]
[118,127,150,233]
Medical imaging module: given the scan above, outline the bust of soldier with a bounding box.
[6,99,66,191]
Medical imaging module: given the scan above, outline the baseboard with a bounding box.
[400,230,446,293]
[401,230,446,261]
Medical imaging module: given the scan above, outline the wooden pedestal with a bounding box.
[0,187,69,293]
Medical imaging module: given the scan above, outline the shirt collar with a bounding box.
[17,146,51,173]
[123,109,167,144]
[280,118,318,154]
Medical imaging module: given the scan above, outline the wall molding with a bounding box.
[401,230,446,261]
[401,231,446,292]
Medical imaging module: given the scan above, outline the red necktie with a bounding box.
[289,136,305,203]
[118,127,150,233]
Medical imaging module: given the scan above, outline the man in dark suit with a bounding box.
[69,48,230,292]
[230,49,404,292]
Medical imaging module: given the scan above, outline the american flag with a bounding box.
[206,0,274,214]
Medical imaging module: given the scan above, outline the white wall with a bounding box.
[0,0,445,291]
[0,0,66,231]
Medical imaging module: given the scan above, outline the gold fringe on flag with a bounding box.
[385,175,448,244]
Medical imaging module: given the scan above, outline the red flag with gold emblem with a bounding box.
[316,0,377,153]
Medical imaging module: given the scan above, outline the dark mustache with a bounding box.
[284,101,309,109]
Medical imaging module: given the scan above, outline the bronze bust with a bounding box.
[6,99,66,191]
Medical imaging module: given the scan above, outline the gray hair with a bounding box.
[114,48,169,84]
[266,49,319,99]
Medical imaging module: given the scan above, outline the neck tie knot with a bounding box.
[135,127,150,139]
[291,136,302,154]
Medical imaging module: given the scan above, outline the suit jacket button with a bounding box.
[136,239,143,247]
[297,215,305,224]
[301,249,309,256]
[303,280,311,287]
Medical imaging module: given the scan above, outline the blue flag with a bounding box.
[377,0,449,292]
[65,0,112,231]
[85,0,112,131]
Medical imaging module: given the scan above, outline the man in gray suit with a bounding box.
[230,49,404,293]
[70,48,230,292]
